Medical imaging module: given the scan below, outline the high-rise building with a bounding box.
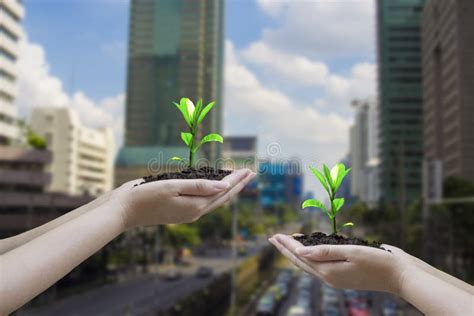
[30,107,115,196]
[0,0,24,144]
[376,0,426,204]
[350,98,380,208]
[117,0,225,185]
[422,0,474,183]
[259,159,303,208]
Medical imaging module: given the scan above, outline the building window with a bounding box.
[0,24,18,42]
[0,47,16,62]
[0,68,15,82]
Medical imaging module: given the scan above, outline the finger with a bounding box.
[219,168,253,188]
[269,238,323,278]
[295,245,350,262]
[135,168,251,196]
[178,169,251,198]
[274,234,306,252]
[204,172,256,212]
[175,179,230,196]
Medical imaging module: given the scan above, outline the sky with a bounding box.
[18,0,376,195]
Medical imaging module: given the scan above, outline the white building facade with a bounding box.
[350,98,380,207]
[0,0,24,144]
[30,107,114,196]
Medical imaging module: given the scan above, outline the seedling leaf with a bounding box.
[198,101,215,124]
[330,164,340,183]
[175,100,192,127]
[193,99,203,126]
[334,164,350,192]
[302,199,325,210]
[342,222,354,227]
[171,156,182,161]
[323,164,335,191]
[181,132,193,147]
[185,98,195,121]
[333,197,345,211]
[200,133,223,145]
[309,166,330,195]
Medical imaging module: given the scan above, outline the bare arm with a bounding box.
[0,191,111,255]
[408,253,474,294]
[397,263,473,315]
[0,202,123,314]
[0,169,255,315]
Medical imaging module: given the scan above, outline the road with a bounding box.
[17,241,265,316]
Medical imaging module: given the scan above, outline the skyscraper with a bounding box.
[422,0,474,184]
[350,98,380,207]
[116,0,224,185]
[125,0,224,154]
[0,0,24,144]
[376,0,426,204]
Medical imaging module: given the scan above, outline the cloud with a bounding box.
[242,42,329,87]
[256,0,375,60]
[224,41,352,194]
[241,42,376,114]
[17,37,125,147]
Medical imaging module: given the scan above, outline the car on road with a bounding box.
[321,302,340,316]
[162,268,182,281]
[382,300,401,316]
[348,301,370,316]
[256,293,276,316]
[286,305,311,316]
[195,266,213,278]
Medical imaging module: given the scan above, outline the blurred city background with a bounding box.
[0,0,473,315]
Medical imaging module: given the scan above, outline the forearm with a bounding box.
[397,265,473,315]
[410,255,473,294]
[0,203,124,315]
[0,192,111,255]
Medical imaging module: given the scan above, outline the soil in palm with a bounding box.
[137,167,231,186]
[293,232,386,250]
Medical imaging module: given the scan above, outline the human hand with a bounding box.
[111,168,255,229]
[269,234,415,295]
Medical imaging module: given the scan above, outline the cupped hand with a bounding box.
[111,168,255,229]
[269,234,414,295]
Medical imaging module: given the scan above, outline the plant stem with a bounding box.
[332,216,337,235]
[188,132,195,168]
[188,149,194,169]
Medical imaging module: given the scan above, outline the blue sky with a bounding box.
[23,0,279,100]
[19,0,376,195]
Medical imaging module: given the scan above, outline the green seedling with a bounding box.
[302,163,353,234]
[171,98,223,168]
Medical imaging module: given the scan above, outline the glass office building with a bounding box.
[124,0,224,160]
[376,0,426,204]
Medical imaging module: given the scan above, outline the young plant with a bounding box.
[172,98,223,168]
[302,163,353,235]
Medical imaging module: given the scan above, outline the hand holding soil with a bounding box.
[113,168,255,229]
[268,234,409,294]
[269,234,474,316]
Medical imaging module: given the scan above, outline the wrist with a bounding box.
[102,198,131,233]
[387,252,420,296]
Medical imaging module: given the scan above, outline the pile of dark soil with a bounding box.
[137,167,232,186]
[293,232,387,250]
